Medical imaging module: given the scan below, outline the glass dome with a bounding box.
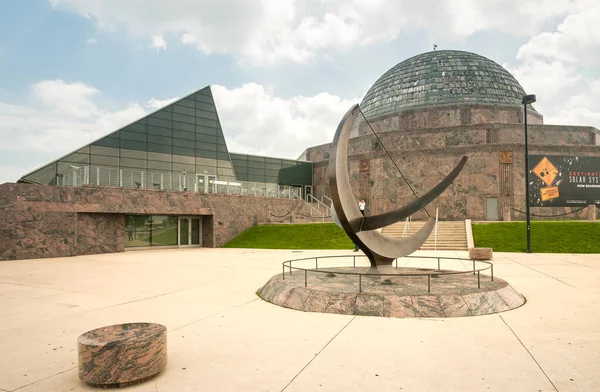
[360,50,534,119]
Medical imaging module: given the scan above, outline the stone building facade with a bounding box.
[0,183,305,261]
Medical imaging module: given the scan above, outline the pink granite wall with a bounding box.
[0,184,304,261]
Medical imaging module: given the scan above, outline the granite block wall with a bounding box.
[0,183,304,261]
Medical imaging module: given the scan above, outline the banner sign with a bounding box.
[529,155,600,207]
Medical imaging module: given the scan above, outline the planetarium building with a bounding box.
[301,50,600,222]
[2,49,599,261]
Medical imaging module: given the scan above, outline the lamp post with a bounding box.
[522,94,536,253]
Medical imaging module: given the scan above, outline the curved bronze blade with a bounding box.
[328,103,468,267]
[359,156,467,231]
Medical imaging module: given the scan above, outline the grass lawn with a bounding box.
[473,221,600,253]
[223,223,354,250]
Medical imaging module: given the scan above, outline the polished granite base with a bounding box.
[77,322,167,388]
[258,267,525,318]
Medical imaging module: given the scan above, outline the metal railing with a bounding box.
[282,254,494,294]
[54,165,302,199]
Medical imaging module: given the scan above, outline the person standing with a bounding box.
[354,199,366,251]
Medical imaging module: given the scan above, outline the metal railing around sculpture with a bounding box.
[282,254,494,294]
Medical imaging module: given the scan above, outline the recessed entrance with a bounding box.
[196,174,217,193]
[486,197,499,221]
[178,217,202,246]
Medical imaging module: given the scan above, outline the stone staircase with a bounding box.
[381,220,468,251]
[267,201,332,224]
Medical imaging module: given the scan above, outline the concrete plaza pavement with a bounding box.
[0,248,598,391]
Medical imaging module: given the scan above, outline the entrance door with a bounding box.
[178,217,202,246]
[207,175,217,194]
[486,197,499,221]
[305,185,313,202]
[196,174,206,193]
[179,217,190,245]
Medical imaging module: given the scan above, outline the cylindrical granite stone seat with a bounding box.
[78,322,167,388]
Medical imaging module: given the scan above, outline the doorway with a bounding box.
[178,217,202,246]
[305,185,313,202]
[486,197,499,221]
[196,174,217,193]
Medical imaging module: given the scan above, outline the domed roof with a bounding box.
[360,50,533,119]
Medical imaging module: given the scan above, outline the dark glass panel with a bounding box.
[196,117,218,128]
[150,110,172,120]
[148,117,172,128]
[195,125,217,135]
[265,163,282,170]
[147,151,172,162]
[93,136,120,148]
[173,104,195,117]
[172,146,195,157]
[147,142,173,154]
[173,121,195,132]
[265,176,279,183]
[191,218,200,245]
[195,101,215,112]
[147,160,172,171]
[217,152,230,161]
[173,112,195,125]
[195,149,217,159]
[120,158,146,169]
[148,134,172,145]
[248,155,266,162]
[77,146,90,154]
[173,130,195,140]
[247,174,266,182]
[90,154,119,166]
[217,144,228,153]
[248,160,266,169]
[21,163,57,185]
[195,109,217,120]
[120,130,147,142]
[216,135,226,145]
[196,141,217,151]
[196,133,217,143]
[120,139,147,151]
[120,148,147,159]
[124,215,151,247]
[150,216,178,246]
[179,217,189,245]
[195,93,213,104]
[235,173,249,181]
[265,169,280,177]
[177,98,196,109]
[123,123,147,133]
[172,137,194,148]
[148,125,172,137]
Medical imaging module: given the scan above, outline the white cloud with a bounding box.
[0,80,357,183]
[49,0,580,65]
[85,37,97,44]
[212,83,359,158]
[151,35,167,51]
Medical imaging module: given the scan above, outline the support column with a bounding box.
[587,204,597,221]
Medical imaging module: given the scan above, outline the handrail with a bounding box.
[307,193,331,214]
[435,207,439,250]
[402,217,410,238]
[321,194,333,206]
[281,254,494,294]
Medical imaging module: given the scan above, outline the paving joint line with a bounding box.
[170,298,259,332]
[504,257,578,289]
[498,315,559,392]
[281,316,356,392]
[12,366,77,391]
[0,281,77,293]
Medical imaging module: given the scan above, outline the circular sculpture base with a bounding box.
[78,322,167,388]
[258,267,525,318]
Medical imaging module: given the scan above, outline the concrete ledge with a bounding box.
[465,219,474,249]
[469,247,493,260]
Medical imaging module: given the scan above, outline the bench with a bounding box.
[77,322,167,387]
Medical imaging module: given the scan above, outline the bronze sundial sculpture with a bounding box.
[328,104,468,269]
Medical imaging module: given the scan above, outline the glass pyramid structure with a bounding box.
[18,86,312,192]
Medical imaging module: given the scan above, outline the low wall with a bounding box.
[0,183,303,261]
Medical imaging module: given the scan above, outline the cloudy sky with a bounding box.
[1,0,599,183]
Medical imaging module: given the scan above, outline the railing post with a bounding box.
[434,207,438,250]
[353,256,356,268]
[491,265,494,282]
[305,270,307,287]
[359,274,362,293]
[477,270,481,289]
[315,258,318,270]
[427,275,431,294]
[473,260,476,275]
[282,264,285,279]
[395,258,398,268]
[437,257,440,271]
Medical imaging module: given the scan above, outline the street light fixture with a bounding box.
[522,94,536,253]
